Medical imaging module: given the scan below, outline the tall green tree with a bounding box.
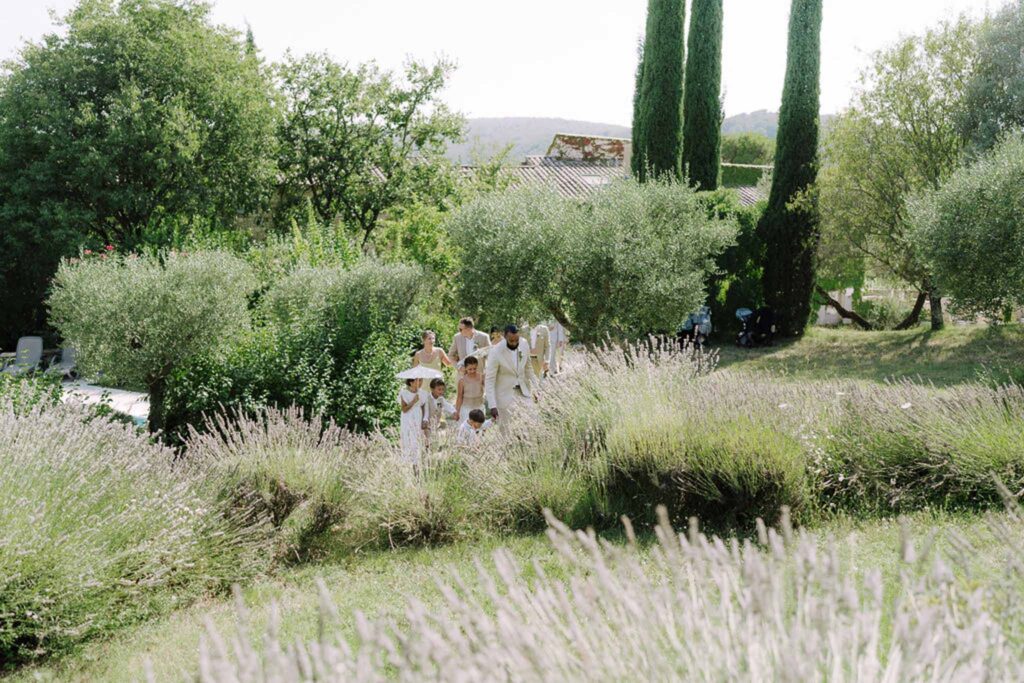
[0,0,278,347]
[757,0,823,337]
[817,18,976,331]
[682,0,724,190]
[275,54,464,247]
[631,0,686,181]
[960,1,1024,153]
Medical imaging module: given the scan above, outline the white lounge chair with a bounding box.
[48,347,77,379]
[1,336,43,377]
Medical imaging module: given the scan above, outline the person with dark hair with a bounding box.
[455,355,485,422]
[484,324,538,427]
[456,407,492,446]
[448,316,490,372]
[397,377,429,463]
[489,326,504,346]
[427,377,457,432]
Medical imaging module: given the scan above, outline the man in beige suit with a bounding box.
[519,320,550,380]
[485,325,537,426]
[449,317,490,372]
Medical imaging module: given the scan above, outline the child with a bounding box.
[398,378,430,463]
[456,408,492,446]
[455,356,485,422]
[427,378,458,431]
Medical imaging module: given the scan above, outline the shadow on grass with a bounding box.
[715,324,1024,387]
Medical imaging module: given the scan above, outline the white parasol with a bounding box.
[396,367,444,380]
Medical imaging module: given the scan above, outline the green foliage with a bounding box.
[960,1,1024,152]
[275,53,464,244]
[817,18,976,328]
[720,163,768,187]
[682,0,724,190]
[0,404,269,665]
[0,0,277,347]
[0,373,63,414]
[757,0,823,336]
[632,0,686,181]
[47,251,257,431]
[163,260,422,442]
[720,132,775,165]
[446,181,737,343]
[701,189,765,334]
[910,133,1024,316]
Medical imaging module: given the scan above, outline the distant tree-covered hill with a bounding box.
[451,112,835,163]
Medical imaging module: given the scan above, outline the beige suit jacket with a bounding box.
[522,324,550,362]
[484,338,537,409]
[449,330,491,366]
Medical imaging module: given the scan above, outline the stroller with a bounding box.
[678,306,713,350]
[735,307,775,348]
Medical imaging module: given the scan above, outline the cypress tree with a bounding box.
[631,0,686,181]
[630,38,646,177]
[757,0,823,336]
[682,0,724,190]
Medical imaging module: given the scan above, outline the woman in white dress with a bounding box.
[398,378,430,463]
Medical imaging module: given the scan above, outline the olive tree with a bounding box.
[48,250,257,432]
[910,133,1024,318]
[446,180,736,344]
[817,18,976,330]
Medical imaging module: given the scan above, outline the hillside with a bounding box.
[451,112,836,163]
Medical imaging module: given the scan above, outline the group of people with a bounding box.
[397,316,568,461]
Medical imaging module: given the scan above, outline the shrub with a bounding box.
[816,381,1024,512]
[0,403,269,665]
[48,250,257,431]
[911,132,1024,317]
[163,260,422,441]
[200,505,1024,681]
[447,180,737,343]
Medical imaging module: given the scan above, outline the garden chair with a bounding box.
[48,347,77,379]
[1,336,43,377]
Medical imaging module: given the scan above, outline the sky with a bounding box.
[0,0,996,126]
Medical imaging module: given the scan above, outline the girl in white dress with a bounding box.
[398,378,430,464]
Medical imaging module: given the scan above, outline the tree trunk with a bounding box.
[147,379,165,434]
[893,290,927,331]
[814,285,872,330]
[928,287,944,331]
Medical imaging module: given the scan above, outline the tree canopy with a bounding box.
[960,1,1024,153]
[0,0,277,345]
[275,53,464,246]
[446,181,736,343]
[817,18,976,330]
[911,133,1024,318]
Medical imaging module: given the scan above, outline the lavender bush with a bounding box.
[198,502,1024,681]
[0,402,270,664]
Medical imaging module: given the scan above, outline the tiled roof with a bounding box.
[734,185,768,206]
[507,158,629,198]
[461,156,767,206]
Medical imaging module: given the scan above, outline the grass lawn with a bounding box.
[716,323,1024,386]
[10,509,1015,682]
